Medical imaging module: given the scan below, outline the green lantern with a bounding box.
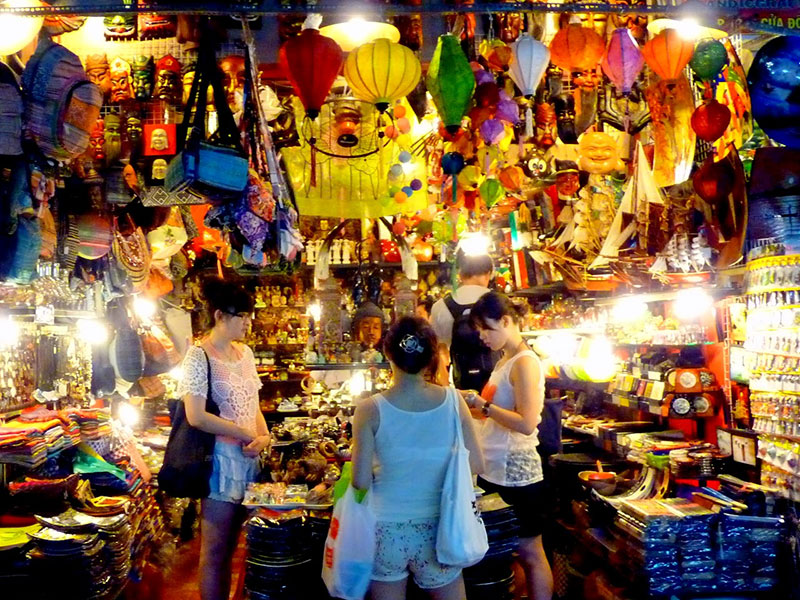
[427,34,475,135]
[689,40,728,81]
[479,178,504,208]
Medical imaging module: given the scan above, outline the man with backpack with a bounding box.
[431,251,500,393]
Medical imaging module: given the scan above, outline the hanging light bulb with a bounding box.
[611,296,648,324]
[0,315,19,348]
[117,401,140,427]
[458,232,491,257]
[0,1,44,56]
[133,296,157,321]
[674,288,714,321]
[77,319,109,345]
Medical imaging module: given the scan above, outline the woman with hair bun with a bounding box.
[351,316,484,600]
[467,291,553,600]
[178,277,271,600]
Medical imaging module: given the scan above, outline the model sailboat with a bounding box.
[590,143,664,270]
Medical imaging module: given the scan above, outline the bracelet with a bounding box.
[481,400,492,417]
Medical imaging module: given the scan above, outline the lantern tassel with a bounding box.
[624,97,630,133]
[452,176,458,207]
[525,105,534,140]
[310,145,317,187]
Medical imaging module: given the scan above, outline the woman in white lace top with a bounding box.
[178,277,271,600]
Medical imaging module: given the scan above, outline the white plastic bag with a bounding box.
[436,388,489,567]
[322,485,376,600]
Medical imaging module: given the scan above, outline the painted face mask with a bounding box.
[578,131,623,174]
[149,128,169,152]
[104,114,122,164]
[87,119,105,162]
[220,55,246,113]
[85,54,111,99]
[104,14,136,40]
[109,57,133,103]
[131,55,154,101]
[154,54,181,103]
[126,116,143,148]
[151,158,167,181]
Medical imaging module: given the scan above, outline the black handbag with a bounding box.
[158,348,220,498]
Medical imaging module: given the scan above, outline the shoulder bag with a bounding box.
[158,348,220,498]
[436,387,489,567]
[165,39,248,201]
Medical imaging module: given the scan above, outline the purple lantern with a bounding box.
[496,91,520,125]
[474,69,495,86]
[480,118,506,145]
[601,28,644,95]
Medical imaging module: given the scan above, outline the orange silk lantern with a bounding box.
[549,22,604,73]
[498,165,524,192]
[642,29,695,82]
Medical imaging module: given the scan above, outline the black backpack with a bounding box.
[445,295,501,392]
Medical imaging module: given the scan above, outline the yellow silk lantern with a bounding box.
[344,38,421,113]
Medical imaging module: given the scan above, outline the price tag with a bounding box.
[35,305,55,325]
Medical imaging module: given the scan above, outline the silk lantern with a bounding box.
[498,165,524,192]
[458,165,482,190]
[343,38,421,113]
[549,22,604,73]
[508,33,550,138]
[691,99,731,142]
[693,158,735,203]
[642,29,695,81]
[496,93,520,125]
[602,28,644,95]
[279,21,343,120]
[690,39,728,81]
[480,118,505,145]
[479,178,504,207]
[427,34,476,134]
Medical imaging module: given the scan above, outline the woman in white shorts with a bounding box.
[352,316,484,600]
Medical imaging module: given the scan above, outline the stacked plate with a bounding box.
[245,515,319,599]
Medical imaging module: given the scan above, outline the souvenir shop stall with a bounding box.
[0,0,798,599]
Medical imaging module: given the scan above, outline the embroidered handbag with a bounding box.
[111,215,150,290]
[21,39,102,161]
[165,41,248,200]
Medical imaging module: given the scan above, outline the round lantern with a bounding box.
[479,178,504,207]
[496,93,520,124]
[474,82,500,108]
[642,29,695,81]
[508,33,550,98]
[441,152,466,175]
[485,40,513,72]
[601,28,644,95]
[427,34,476,134]
[693,158,735,203]
[549,22,604,73]
[343,38,421,113]
[690,39,728,81]
[457,165,482,190]
[748,36,800,148]
[691,99,731,142]
[279,24,343,120]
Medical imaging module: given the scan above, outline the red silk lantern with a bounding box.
[693,158,735,203]
[475,82,500,108]
[642,29,695,82]
[549,22,604,72]
[691,99,731,142]
[279,25,343,120]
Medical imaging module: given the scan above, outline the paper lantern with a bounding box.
[498,165,524,192]
[693,158,735,203]
[496,92,520,124]
[549,23,604,73]
[427,34,476,134]
[691,99,731,142]
[642,29,695,81]
[343,38,421,113]
[508,34,550,98]
[480,118,505,145]
[601,28,644,95]
[0,0,43,55]
[457,165,482,190]
[475,82,500,108]
[690,39,728,81]
[479,178,504,207]
[279,23,343,120]
[441,151,466,175]
[749,36,800,148]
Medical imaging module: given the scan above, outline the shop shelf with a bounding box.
[302,261,445,271]
[510,282,568,297]
[303,362,390,370]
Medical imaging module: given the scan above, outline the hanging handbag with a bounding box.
[165,40,248,200]
[436,387,489,567]
[111,215,150,290]
[158,348,220,499]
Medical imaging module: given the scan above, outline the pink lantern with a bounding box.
[601,28,644,95]
[480,118,505,145]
